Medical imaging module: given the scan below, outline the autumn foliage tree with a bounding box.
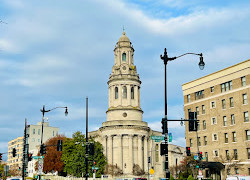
[36,135,66,175]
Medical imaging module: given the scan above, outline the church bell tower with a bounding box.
[107,31,143,122]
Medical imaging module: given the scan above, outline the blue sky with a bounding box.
[0,0,250,161]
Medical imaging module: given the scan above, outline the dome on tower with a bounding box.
[118,31,130,42]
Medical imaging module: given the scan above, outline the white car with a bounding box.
[226,176,250,180]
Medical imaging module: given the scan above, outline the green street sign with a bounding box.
[32,156,43,159]
[151,136,164,140]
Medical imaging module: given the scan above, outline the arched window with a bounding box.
[122,86,127,98]
[122,53,126,62]
[115,87,118,99]
[131,87,134,99]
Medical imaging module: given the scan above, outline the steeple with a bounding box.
[106,32,143,122]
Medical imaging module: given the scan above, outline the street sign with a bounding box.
[149,168,155,175]
[151,136,164,140]
[92,166,99,170]
[194,155,198,160]
[32,156,43,159]
[169,133,172,142]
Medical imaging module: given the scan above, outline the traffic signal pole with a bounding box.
[160,48,204,179]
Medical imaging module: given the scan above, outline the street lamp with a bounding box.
[40,105,68,150]
[160,48,205,179]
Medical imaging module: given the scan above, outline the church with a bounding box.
[89,32,185,178]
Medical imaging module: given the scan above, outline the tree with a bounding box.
[215,154,244,176]
[61,131,107,178]
[132,164,144,176]
[8,164,21,177]
[104,164,123,176]
[36,135,66,175]
[0,163,6,178]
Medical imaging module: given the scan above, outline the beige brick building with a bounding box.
[182,59,250,178]
[7,122,59,177]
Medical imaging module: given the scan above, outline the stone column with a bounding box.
[127,84,131,106]
[117,135,123,170]
[137,135,143,169]
[134,86,138,107]
[128,134,133,173]
[143,136,148,172]
[107,135,113,165]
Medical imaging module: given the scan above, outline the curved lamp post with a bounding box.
[160,48,205,179]
[40,105,68,149]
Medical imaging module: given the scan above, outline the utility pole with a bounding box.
[85,97,89,180]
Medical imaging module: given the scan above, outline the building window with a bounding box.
[234,149,238,160]
[235,168,239,175]
[211,86,214,93]
[223,116,227,126]
[32,138,35,142]
[204,136,207,145]
[187,94,191,103]
[131,87,134,99]
[196,106,199,115]
[211,101,216,108]
[195,90,204,100]
[53,131,55,136]
[115,87,118,99]
[222,99,226,109]
[198,137,201,146]
[232,132,237,142]
[33,129,35,134]
[247,148,250,159]
[246,130,250,140]
[203,120,206,130]
[122,86,127,98]
[205,152,208,161]
[221,81,232,92]
[155,144,159,162]
[214,150,219,157]
[229,97,234,107]
[197,122,200,131]
[241,76,246,87]
[225,133,228,143]
[226,150,229,160]
[122,53,126,62]
[231,114,235,125]
[243,94,248,104]
[244,111,249,122]
[212,117,217,125]
[190,138,193,147]
[38,129,40,135]
[202,105,205,114]
[213,134,218,141]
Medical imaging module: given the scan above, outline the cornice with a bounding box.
[99,125,151,132]
[106,106,143,113]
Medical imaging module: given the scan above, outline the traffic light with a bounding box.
[198,152,203,160]
[161,118,167,134]
[188,112,198,131]
[148,157,151,163]
[12,148,16,157]
[57,140,63,151]
[40,144,46,155]
[89,143,94,155]
[186,147,191,156]
[28,153,33,161]
[0,153,2,161]
[160,143,168,156]
[93,161,96,165]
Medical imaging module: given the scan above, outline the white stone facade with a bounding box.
[89,32,185,178]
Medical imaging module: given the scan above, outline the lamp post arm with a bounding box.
[175,52,202,59]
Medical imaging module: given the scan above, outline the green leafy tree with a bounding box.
[187,175,194,180]
[62,131,107,178]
